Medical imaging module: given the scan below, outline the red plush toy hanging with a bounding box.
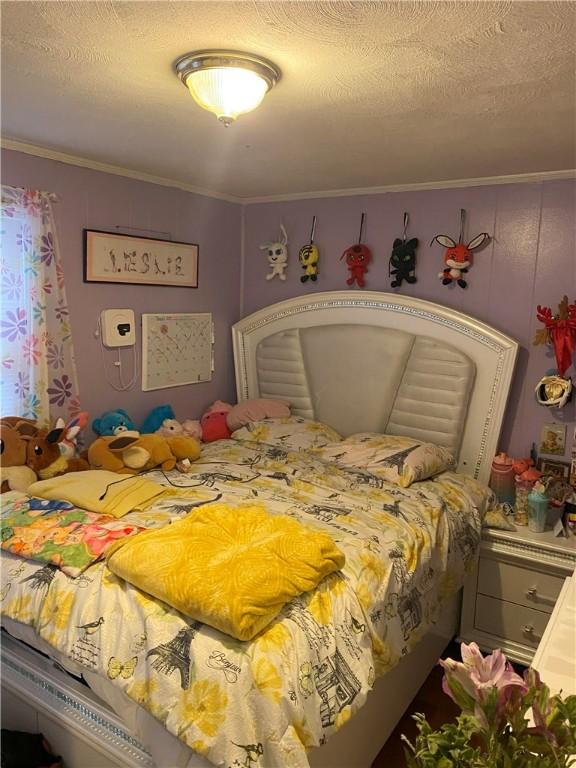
[341,213,372,288]
[533,296,576,408]
[534,296,576,377]
[432,209,490,289]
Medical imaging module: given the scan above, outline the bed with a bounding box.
[1,291,518,768]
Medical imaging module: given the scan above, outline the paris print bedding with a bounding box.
[0,437,492,768]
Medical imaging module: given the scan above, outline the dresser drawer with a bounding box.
[475,594,550,649]
[477,557,563,614]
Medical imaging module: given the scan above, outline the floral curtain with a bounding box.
[1,186,81,427]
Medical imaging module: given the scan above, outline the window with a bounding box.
[1,186,80,425]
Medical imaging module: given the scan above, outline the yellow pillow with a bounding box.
[27,470,166,518]
[106,503,345,641]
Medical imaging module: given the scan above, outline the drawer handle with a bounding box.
[522,624,538,638]
[525,588,555,604]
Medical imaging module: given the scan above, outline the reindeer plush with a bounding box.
[260,224,288,281]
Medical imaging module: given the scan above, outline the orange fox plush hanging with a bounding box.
[432,209,490,289]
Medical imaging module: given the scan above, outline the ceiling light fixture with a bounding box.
[175,50,281,127]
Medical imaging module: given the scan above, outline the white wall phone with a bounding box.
[100,309,136,347]
[97,309,138,391]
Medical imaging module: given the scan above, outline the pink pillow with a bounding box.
[226,399,291,431]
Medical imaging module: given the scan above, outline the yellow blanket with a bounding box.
[106,502,345,640]
[27,470,166,518]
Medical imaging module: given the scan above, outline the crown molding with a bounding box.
[2,137,574,205]
[243,169,576,204]
[0,138,242,204]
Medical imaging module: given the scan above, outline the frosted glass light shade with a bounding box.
[186,67,268,124]
[175,51,280,126]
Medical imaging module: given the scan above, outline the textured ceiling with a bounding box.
[1,1,575,200]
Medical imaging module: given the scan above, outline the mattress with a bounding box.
[0,436,492,767]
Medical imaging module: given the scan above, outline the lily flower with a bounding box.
[439,643,526,715]
[462,642,526,694]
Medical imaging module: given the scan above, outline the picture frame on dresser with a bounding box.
[537,458,571,480]
[538,423,566,456]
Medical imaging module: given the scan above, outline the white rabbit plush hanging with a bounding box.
[260,224,288,280]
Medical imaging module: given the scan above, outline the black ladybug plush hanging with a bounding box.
[389,212,418,288]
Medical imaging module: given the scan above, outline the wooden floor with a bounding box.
[371,644,460,768]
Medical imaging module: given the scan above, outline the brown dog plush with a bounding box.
[0,421,38,493]
[87,433,201,474]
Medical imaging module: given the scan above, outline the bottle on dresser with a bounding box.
[527,481,549,533]
[513,461,542,527]
[489,453,515,506]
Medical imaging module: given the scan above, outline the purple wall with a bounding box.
[1,149,242,430]
[3,147,574,463]
[242,180,576,462]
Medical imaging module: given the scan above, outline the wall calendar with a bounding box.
[141,313,214,391]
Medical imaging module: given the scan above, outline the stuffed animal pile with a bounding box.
[92,399,290,447]
[90,398,291,450]
[0,397,292,491]
[0,416,89,493]
[91,406,201,441]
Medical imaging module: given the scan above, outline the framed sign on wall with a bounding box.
[84,229,198,288]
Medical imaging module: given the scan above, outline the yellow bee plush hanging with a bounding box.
[299,216,319,283]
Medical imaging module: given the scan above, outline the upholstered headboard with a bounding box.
[232,292,518,484]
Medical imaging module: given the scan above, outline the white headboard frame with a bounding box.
[232,291,518,484]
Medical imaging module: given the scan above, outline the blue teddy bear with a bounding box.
[91,409,136,437]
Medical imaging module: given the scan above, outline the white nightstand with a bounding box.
[460,527,576,665]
